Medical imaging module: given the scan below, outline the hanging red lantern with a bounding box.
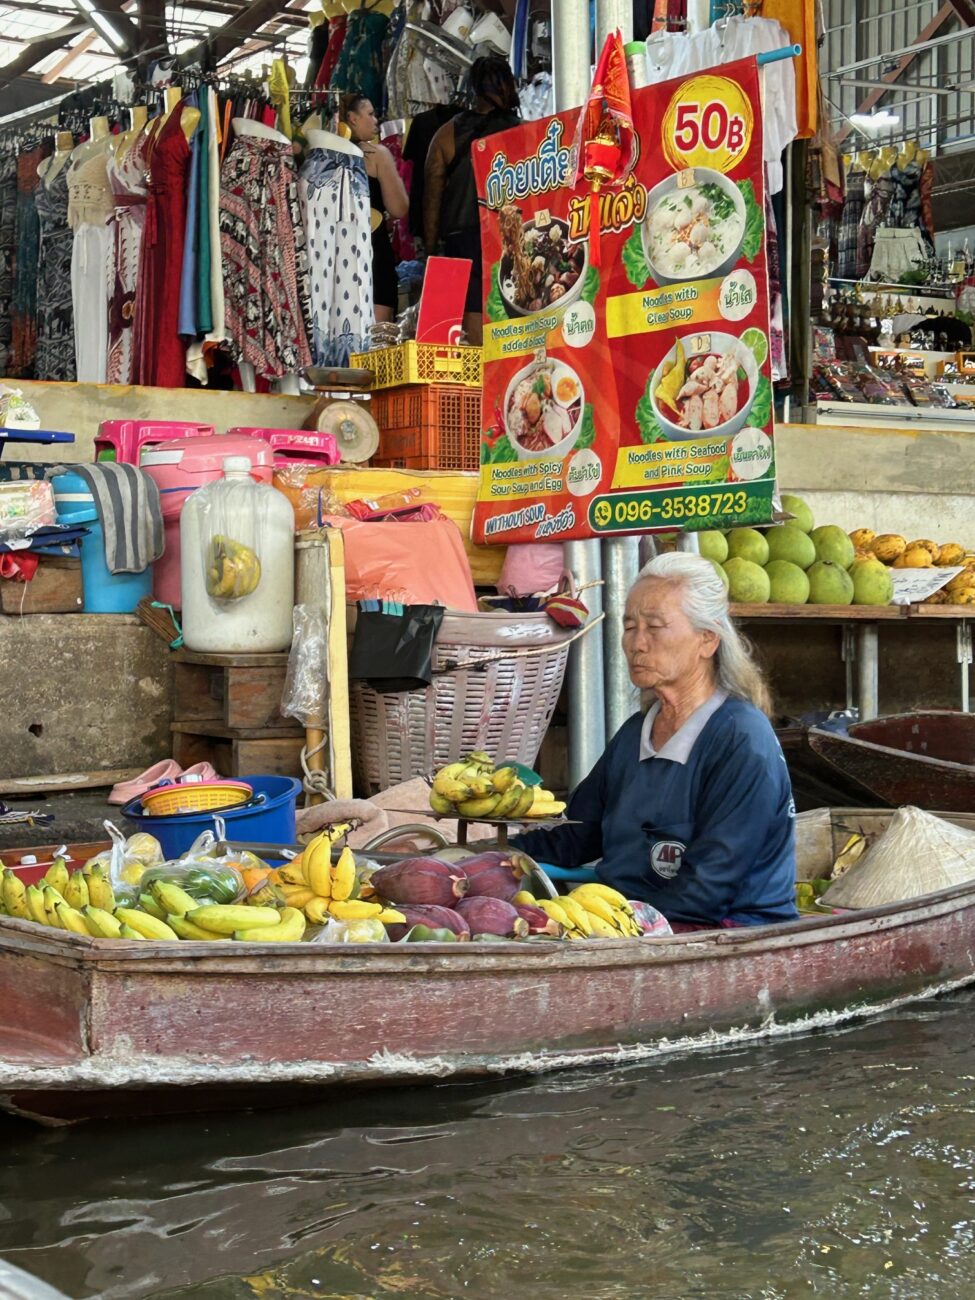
[571,30,637,268]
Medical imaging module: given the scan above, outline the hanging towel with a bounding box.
[50,463,164,574]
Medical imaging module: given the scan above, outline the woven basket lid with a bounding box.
[821,805,975,909]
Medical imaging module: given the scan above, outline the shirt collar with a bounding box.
[639,689,729,764]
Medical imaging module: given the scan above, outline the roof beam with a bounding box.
[209,0,304,62]
[71,0,142,55]
[947,0,975,25]
[837,4,959,143]
[0,20,85,93]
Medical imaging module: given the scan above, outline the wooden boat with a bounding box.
[776,719,885,812]
[2,807,975,1125]
[809,711,975,812]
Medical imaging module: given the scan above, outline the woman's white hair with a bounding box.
[634,551,772,715]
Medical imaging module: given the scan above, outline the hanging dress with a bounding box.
[34,165,76,382]
[331,6,390,108]
[836,167,866,281]
[67,147,113,384]
[11,142,51,377]
[857,172,895,283]
[105,127,149,385]
[133,106,192,388]
[313,15,348,107]
[0,153,17,374]
[299,146,373,366]
[219,134,313,379]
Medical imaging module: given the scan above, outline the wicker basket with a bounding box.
[348,608,579,794]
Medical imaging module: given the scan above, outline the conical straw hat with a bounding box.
[821,806,975,909]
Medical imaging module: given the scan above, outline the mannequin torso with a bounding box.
[306,127,362,156]
[39,131,75,187]
[232,118,291,146]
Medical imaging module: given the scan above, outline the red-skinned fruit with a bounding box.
[513,903,562,937]
[371,858,469,907]
[455,896,529,938]
[384,904,471,942]
[457,851,532,901]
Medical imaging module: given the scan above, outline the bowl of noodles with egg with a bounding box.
[641,168,747,285]
[504,357,586,460]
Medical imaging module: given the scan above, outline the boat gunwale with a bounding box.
[810,713,975,779]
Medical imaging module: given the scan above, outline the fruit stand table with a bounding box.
[730,604,975,719]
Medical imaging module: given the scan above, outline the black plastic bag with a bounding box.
[348,604,445,692]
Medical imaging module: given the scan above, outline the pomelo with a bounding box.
[807,560,854,605]
[709,558,730,590]
[851,557,894,606]
[698,530,729,564]
[726,527,769,567]
[724,557,770,604]
[765,524,816,571]
[811,524,855,570]
[780,493,814,533]
[765,559,810,605]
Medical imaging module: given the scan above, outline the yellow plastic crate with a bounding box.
[349,342,483,390]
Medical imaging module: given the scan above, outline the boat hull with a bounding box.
[2,875,975,1124]
[809,711,975,812]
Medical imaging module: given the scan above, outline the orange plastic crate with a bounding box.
[371,384,482,471]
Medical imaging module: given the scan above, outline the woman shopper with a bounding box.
[342,95,409,323]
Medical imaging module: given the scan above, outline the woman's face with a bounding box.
[348,100,378,143]
[622,578,718,692]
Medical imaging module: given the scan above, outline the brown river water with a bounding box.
[2,993,975,1300]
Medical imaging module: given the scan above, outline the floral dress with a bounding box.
[105,126,149,384]
[219,134,312,379]
[34,165,76,381]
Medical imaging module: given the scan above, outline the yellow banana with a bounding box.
[119,924,146,940]
[186,904,281,935]
[304,897,331,925]
[326,821,355,844]
[167,915,231,941]
[456,794,502,819]
[63,872,90,911]
[428,791,454,815]
[43,886,64,926]
[27,885,49,926]
[138,892,167,921]
[511,785,536,818]
[557,895,593,937]
[235,906,305,943]
[464,774,496,799]
[432,776,474,804]
[43,859,69,896]
[585,914,621,939]
[277,861,307,886]
[531,801,567,817]
[85,872,116,912]
[279,885,316,908]
[114,908,179,941]
[304,835,333,898]
[83,905,123,938]
[2,869,30,920]
[573,892,626,930]
[492,784,526,818]
[330,847,356,902]
[377,907,406,924]
[55,902,91,937]
[571,883,635,917]
[512,890,538,907]
[150,880,199,917]
[536,898,572,930]
[491,766,519,793]
[327,899,382,920]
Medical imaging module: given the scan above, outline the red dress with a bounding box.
[133,106,191,387]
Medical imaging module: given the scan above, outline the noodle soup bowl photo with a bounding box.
[649,331,759,443]
[498,212,589,318]
[504,357,586,460]
[641,168,747,286]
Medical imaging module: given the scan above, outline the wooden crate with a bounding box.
[0,558,83,615]
[173,649,296,730]
[172,724,304,778]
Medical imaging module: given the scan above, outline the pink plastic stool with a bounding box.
[226,427,339,467]
[96,420,216,465]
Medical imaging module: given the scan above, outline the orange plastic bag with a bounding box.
[325,516,477,612]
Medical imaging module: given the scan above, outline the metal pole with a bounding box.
[856,625,879,722]
[595,0,633,44]
[553,0,606,789]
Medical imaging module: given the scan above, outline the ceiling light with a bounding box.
[849,110,901,134]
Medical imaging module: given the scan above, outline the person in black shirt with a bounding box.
[423,56,521,344]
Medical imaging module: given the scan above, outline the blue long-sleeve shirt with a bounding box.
[513,697,798,927]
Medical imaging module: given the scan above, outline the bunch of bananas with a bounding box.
[206,534,261,600]
[513,883,643,939]
[429,752,566,821]
[270,826,404,929]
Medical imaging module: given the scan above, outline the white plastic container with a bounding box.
[180,456,295,654]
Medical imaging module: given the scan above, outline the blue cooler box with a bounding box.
[51,470,152,613]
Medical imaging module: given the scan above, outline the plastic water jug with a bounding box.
[180,457,295,653]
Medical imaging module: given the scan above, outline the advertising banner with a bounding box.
[472,57,775,546]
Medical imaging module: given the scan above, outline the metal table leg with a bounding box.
[856,624,880,721]
[841,625,856,712]
[958,621,972,712]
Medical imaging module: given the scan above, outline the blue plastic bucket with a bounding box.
[121,775,301,858]
[51,470,152,613]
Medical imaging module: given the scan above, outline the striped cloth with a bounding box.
[50,462,163,574]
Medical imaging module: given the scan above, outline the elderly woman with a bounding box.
[514,553,798,930]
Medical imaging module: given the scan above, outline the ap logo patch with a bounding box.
[651,840,685,880]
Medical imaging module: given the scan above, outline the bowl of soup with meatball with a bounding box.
[641,168,747,285]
